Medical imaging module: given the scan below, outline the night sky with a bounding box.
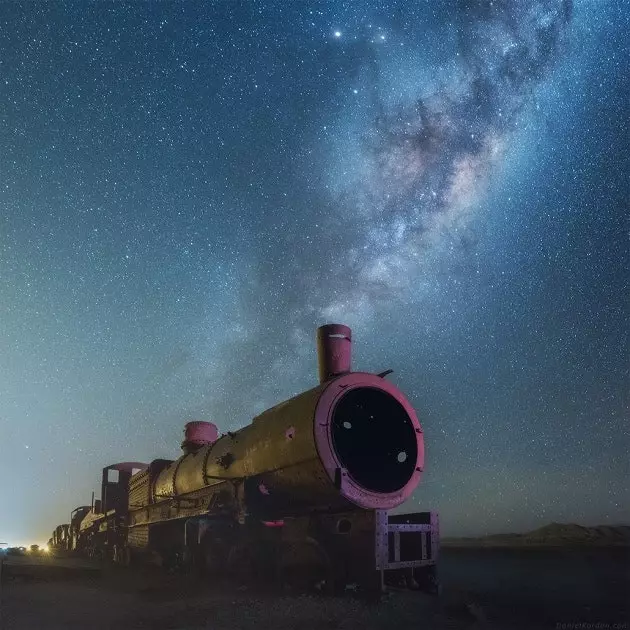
[1,0,628,546]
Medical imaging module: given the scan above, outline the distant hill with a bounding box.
[442,523,630,548]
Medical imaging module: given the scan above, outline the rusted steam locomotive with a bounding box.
[49,324,439,594]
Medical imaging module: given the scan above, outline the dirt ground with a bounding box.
[1,548,628,630]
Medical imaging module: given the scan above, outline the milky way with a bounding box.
[337,0,573,309]
[210,0,575,416]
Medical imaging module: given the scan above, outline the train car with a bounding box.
[77,462,147,560]
[51,525,62,550]
[50,525,64,552]
[50,523,70,552]
[68,506,91,551]
[50,466,146,560]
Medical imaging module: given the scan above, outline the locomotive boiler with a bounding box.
[50,324,439,595]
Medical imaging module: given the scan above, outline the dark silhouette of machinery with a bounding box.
[48,324,439,595]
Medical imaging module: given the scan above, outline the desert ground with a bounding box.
[1,547,628,630]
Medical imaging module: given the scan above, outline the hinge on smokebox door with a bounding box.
[334,467,348,491]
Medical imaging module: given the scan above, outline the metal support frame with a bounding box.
[374,510,439,571]
[183,516,213,547]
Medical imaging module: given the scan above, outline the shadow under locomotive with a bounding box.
[47,324,439,598]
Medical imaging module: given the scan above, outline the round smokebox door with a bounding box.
[330,387,418,493]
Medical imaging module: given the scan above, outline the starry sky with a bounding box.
[0,0,628,545]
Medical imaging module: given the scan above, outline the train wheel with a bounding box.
[279,537,330,593]
[413,565,441,595]
[200,537,228,577]
[226,542,257,585]
[118,546,131,567]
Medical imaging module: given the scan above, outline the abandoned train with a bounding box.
[48,324,439,594]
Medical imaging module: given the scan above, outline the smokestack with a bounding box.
[317,324,352,384]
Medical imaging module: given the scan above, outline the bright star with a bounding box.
[333,31,342,38]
